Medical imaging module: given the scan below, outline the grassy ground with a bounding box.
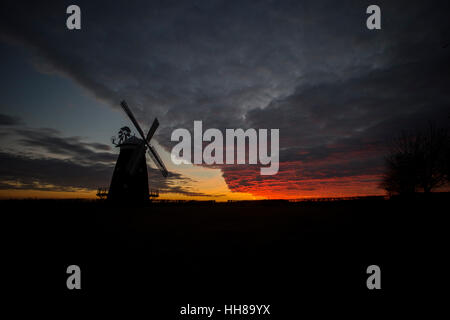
[3,195,447,315]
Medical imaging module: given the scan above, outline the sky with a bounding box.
[0,0,449,200]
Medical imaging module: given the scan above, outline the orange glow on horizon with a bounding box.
[0,183,385,201]
[0,162,386,201]
[0,188,265,201]
[0,189,97,200]
[224,175,386,199]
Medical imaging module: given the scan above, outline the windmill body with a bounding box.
[107,101,168,202]
[108,136,149,202]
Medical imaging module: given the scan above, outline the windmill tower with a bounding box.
[108,101,168,202]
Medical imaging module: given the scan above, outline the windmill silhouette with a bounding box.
[107,100,168,202]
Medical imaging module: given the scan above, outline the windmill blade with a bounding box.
[120,100,146,141]
[120,101,167,177]
[127,118,160,175]
[146,118,159,143]
[147,144,169,177]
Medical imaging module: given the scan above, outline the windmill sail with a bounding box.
[120,100,168,176]
[108,100,168,202]
[148,144,168,177]
[120,101,146,140]
[146,118,159,142]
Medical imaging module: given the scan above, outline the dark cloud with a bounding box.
[0,121,202,196]
[1,0,450,197]
[157,184,216,198]
[14,127,116,165]
[0,151,112,191]
[0,150,206,196]
[0,113,22,126]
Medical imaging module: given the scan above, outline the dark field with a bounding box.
[4,195,447,316]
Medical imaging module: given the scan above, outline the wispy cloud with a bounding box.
[0,120,205,196]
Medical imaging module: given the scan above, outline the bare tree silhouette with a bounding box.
[381,123,449,195]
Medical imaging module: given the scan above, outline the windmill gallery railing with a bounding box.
[96,187,108,200]
[96,187,159,200]
[149,189,159,198]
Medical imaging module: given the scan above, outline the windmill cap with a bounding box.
[117,135,143,147]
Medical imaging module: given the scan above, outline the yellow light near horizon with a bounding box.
[0,188,262,201]
[0,188,97,199]
[0,142,268,201]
